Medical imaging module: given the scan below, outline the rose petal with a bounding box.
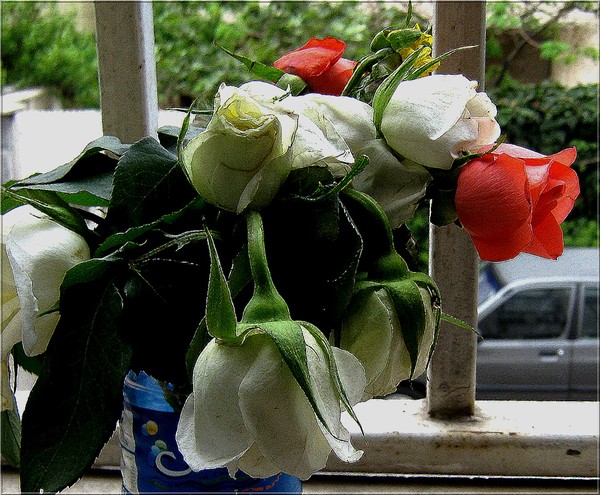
[176,339,255,471]
[307,58,357,96]
[6,214,89,356]
[352,140,431,228]
[237,336,332,479]
[274,37,345,79]
[340,290,394,388]
[456,154,532,238]
[525,213,565,260]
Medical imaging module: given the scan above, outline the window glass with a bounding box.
[580,286,599,338]
[479,287,573,339]
[478,266,500,305]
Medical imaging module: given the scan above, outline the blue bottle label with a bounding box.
[120,371,302,493]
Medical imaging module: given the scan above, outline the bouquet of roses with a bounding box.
[1,10,579,493]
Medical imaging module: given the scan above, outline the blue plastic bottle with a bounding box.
[120,371,303,493]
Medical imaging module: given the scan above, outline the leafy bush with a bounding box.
[1,3,99,108]
[153,1,421,108]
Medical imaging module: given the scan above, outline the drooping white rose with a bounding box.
[352,139,431,228]
[176,329,365,480]
[339,286,436,401]
[380,74,501,169]
[1,205,90,411]
[182,81,354,213]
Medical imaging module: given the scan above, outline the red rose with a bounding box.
[274,37,356,96]
[455,143,579,262]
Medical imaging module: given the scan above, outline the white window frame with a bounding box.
[15,0,600,481]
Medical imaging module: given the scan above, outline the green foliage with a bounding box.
[0,2,99,108]
[485,1,598,87]
[1,1,421,108]
[153,1,419,107]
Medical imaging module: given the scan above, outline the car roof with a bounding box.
[487,247,599,286]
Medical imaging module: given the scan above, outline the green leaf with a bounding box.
[387,28,424,52]
[176,98,200,162]
[385,279,427,380]
[227,244,252,299]
[372,46,426,129]
[205,227,238,341]
[95,196,206,257]
[105,137,197,231]
[216,43,285,83]
[1,187,93,243]
[442,312,478,336]
[12,343,43,376]
[245,320,337,439]
[158,124,204,156]
[8,135,129,206]
[303,156,369,203]
[406,45,476,81]
[301,321,363,433]
[1,408,21,468]
[20,258,131,494]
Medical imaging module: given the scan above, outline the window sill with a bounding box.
[10,394,600,480]
[326,399,599,478]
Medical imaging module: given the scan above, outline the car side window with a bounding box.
[479,287,573,340]
[580,286,599,338]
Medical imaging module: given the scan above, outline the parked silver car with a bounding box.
[475,248,598,401]
[394,247,599,401]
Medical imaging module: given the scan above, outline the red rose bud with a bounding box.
[455,143,579,262]
[274,37,356,96]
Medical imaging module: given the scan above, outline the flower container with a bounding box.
[120,371,303,493]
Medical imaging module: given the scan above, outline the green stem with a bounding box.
[341,47,394,96]
[131,230,209,264]
[242,211,291,323]
[342,188,410,280]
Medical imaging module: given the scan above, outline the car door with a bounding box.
[476,283,577,400]
[569,283,599,400]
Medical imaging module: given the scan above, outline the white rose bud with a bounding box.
[176,329,365,480]
[340,286,436,401]
[380,74,501,169]
[352,139,431,228]
[182,81,354,213]
[1,205,90,411]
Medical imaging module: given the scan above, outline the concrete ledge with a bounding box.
[9,395,600,479]
[325,399,599,478]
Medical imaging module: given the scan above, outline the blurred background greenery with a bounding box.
[1,1,597,264]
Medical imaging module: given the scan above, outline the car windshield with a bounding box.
[478,265,500,305]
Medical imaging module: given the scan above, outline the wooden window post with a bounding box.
[426,0,487,418]
[94,1,159,143]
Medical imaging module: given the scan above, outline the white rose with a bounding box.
[340,286,436,400]
[176,329,365,480]
[352,139,431,228]
[290,93,377,157]
[1,205,90,411]
[182,81,354,213]
[380,74,501,169]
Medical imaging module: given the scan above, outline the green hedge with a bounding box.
[0,3,99,108]
[2,2,422,108]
